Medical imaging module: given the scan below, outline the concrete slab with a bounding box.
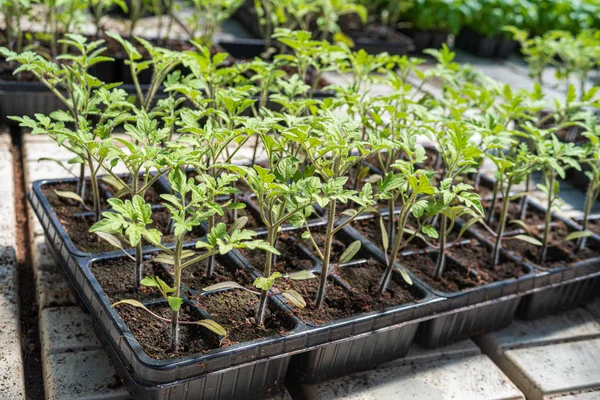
[379,339,480,369]
[548,391,600,399]
[499,338,600,400]
[34,268,77,310]
[476,308,600,352]
[40,307,101,356]
[302,354,524,400]
[43,350,131,400]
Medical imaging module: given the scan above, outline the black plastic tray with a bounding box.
[233,3,414,56]
[456,28,517,59]
[229,226,437,382]
[342,218,536,347]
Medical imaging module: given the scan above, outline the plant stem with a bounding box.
[135,241,143,289]
[487,181,499,225]
[170,238,183,353]
[490,180,512,266]
[205,214,216,279]
[256,227,276,325]
[433,214,447,279]
[538,172,555,264]
[76,163,85,198]
[87,153,101,222]
[519,175,530,220]
[380,208,408,294]
[315,201,336,308]
[578,179,596,250]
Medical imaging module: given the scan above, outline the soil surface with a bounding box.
[42,181,203,253]
[401,240,527,292]
[91,257,292,359]
[241,226,418,325]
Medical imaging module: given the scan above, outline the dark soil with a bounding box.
[336,260,419,309]
[92,257,293,359]
[401,240,527,292]
[239,229,315,273]
[499,221,600,269]
[118,303,218,360]
[277,267,417,325]
[42,181,203,253]
[90,257,164,301]
[351,216,451,254]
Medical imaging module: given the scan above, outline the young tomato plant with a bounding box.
[534,134,583,264]
[286,114,385,307]
[186,0,244,47]
[107,168,278,352]
[575,112,600,249]
[226,156,323,325]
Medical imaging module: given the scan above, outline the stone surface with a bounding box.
[0,133,25,400]
[302,354,524,400]
[43,350,130,400]
[380,339,480,369]
[40,307,101,356]
[548,392,600,399]
[476,308,600,352]
[498,338,600,400]
[0,252,25,400]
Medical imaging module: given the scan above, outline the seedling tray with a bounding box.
[29,177,327,260]
[456,28,517,59]
[232,3,414,56]
[228,227,437,382]
[342,218,536,348]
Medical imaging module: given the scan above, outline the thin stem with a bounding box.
[170,238,183,353]
[538,172,555,264]
[380,207,409,294]
[579,179,597,250]
[315,200,336,309]
[135,241,143,289]
[433,214,447,279]
[490,180,512,266]
[256,227,276,325]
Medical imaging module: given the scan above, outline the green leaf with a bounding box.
[228,216,249,233]
[112,299,149,311]
[509,219,530,233]
[395,267,413,285]
[202,281,245,292]
[94,232,123,249]
[140,276,159,288]
[421,225,439,239]
[167,296,183,311]
[380,218,389,252]
[154,254,176,265]
[196,319,227,337]
[513,235,542,246]
[458,216,482,239]
[281,289,306,309]
[288,270,316,280]
[54,190,85,206]
[565,231,593,241]
[338,240,361,265]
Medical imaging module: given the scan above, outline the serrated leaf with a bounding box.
[196,319,227,337]
[514,234,542,246]
[288,270,316,280]
[202,281,245,292]
[54,190,85,206]
[338,240,361,265]
[282,289,306,309]
[565,230,593,241]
